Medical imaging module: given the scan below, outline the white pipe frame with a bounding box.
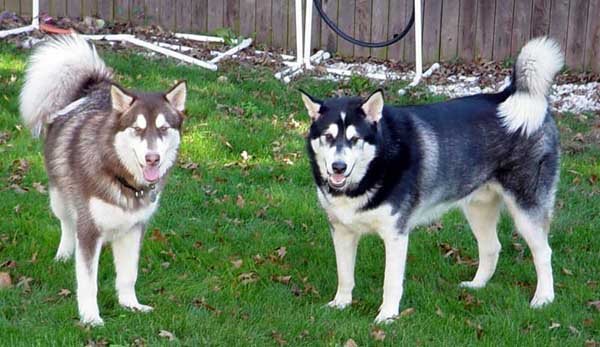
[0,0,39,38]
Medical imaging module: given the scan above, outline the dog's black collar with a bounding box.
[116,176,157,202]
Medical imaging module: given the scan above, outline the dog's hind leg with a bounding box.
[460,189,502,289]
[504,195,554,308]
[49,187,76,261]
[112,225,153,312]
[327,223,360,310]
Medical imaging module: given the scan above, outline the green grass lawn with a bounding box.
[0,42,599,346]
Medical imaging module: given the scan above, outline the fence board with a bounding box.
[240,0,256,37]
[115,0,130,21]
[319,0,338,53]
[68,0,83,18]
[271,0,287,48]
[531,0,551,37]
[130,0,144,24]
[370,0,389,58]
[287,0,297,51]
[145,0,159,25]
[549,0,570,52]
[176,0,192,31]
[256,0,272,45]
[40,0,49,15]
[159,0,175,29]
[98,0,112,20]
[20,0,31,17]
[510,0,532,57]
[224,0,240,33]
[354,0,372,57]
[403,0,415,62]
[54,0,67,16]
[492,0,513,61]
[566,0,588,69]
[5,0,18,13]
[458,0,477,61]
[440,0,459,61]
[191,0,208,32]
[207,0,223,32]
[585,0,600,71]
[337,0,355,56]
[475,0,495,60]
[310,0,321,50]
[423,0,442,62]
[83,0,96,16]
[387,0,406,61]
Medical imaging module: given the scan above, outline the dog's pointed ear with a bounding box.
[300,89,322,121]
[110,84,134,113]
[166,80,187,112]
[361,89,384,123]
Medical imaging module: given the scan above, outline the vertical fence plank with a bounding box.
[191,0,208,32]
[287,0,297,51]
[240,0,256,37]
[337,0,355,56]
[566,0,588,70]
[423,0,442,63]
[403,0,415,62]
[145,0,159,25]
[319,0,338,52]
[159,0,174,29]
[492,0,514,61]
[549,0,570,52]
[440,0,460,61]
[98,0,113,20]
[131,0,144,24]
[272,0,287,48]
[83,0,96,17]
[207,0,224,32]
[310,0,321,50]
[475,0,496,60]
[510,0,532,57]
[5,0,19,14]
[176,0,192,31]
[370,0,389,58]
[224,0,240,33]
[458,0,478,61]
[54,0,67,17]
[114,0,130,22]
[531,0,550,37]
[20,0,31,17]
[68,0,83,18]
[256,0,272,45]
[354,0,372,57]
[387,0,407,61]
[40,0,50,15]
[585,0,600,72]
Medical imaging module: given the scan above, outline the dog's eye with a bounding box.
[325,134,334,142]
[132,126,143,133]
[350,136,360,144]
[159,126,169,133]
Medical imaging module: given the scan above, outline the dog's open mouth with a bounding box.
[328,174,347,189]
[142,165,160,183]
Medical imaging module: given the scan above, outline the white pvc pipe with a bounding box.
[174,33,229,43]
[32,0,39,29]
[0,25,35,38]
[295,0,304,65]
[303,0,313,68]
[410,0,423,87]
[209,38,253,64]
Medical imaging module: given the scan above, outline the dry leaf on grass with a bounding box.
[588,300,600,311]
[158,330,175,341]
[271,275,292,284]
[0,272,11,288]
[370,327,386,341]
[271,331,287,346]
[238,272,259,284]
[58,288,71,297]
[548,322,561,330]
[344,338,358,347]
[236,195,245,208]
[230,259,243,269]
[399,307,415,317]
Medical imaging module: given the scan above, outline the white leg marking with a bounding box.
[112,227,153,312]
[375,233,409,324]
[327,224,360,310]
[505,197,554,308]
[75,237,104,326]
[49,188,76,261]
[460,196,502,289]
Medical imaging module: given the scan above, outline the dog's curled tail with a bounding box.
[19,35,112,137]
[498,37,564,136]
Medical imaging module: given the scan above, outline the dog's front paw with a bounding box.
[459,280,486,289]
[54,250,73,262]
[374,310,398,324]
[120,300,154,313]
[80,314,104,327]
[326,294,352,310]
[530,291,554,308]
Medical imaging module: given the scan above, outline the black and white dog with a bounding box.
[301,37,563,323]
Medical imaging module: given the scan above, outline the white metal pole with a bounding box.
[295,0,304,65]
[303,0,313,68]
[32,0,39,29]
[413,0,423,84]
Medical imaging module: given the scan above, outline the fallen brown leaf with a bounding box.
[562,268,573,276]
[58,288,71,297]
[587,300,600,311]
[271,330,287,346]
[230,259,243,269]
[236,195,245,208]
[32,182,47,194]
[548,322,561,330]
[399,307,415,317]
[370,327,386,341]
[238,272,259,284]
[158,330,175,341]
[344,338,358,347]
[0,272,12,288]
[192,297,222,315]
[271,275,292,284]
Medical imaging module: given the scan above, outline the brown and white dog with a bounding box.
[19,35,186,326]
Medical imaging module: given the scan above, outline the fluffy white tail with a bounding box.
[19,35,112,137]
[498,37,564,136]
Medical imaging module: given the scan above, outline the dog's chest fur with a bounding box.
[317,189,396,235]
[89,196,159,239]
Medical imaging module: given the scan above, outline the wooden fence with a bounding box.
[2,0,599,72]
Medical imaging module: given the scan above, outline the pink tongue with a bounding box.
[143,165,160,182]
[331,174,345,184]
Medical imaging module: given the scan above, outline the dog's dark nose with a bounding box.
[332,161,347,174]
[145,153,160,166]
